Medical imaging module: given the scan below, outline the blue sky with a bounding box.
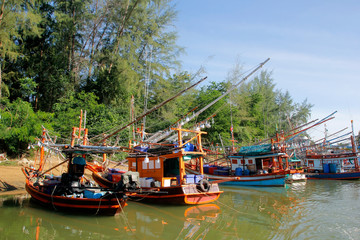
[173,0,360,141]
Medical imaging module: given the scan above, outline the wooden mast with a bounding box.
[38,127,46,172]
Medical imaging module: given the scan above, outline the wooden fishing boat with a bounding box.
[186,146,287,187]
[22,113,138,215]
[23,169,127,216]
[91,126,223,204]
[185,166,285,187]
[305,133,360,180]
[185,134,309,186]
[305,150,360,180]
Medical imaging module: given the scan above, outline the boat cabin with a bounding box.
[128,127,206,188]
[305,150,357,173]
[227,144,288,175]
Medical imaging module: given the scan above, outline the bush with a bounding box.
[0,98,53,157]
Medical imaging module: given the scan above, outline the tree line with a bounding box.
[0,0,312,157]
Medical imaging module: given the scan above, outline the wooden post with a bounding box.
[177,125,185,182]
[38,128,46,172]
[102,134,107,164]
[197,130,204,175]
[70,127,76,147]
[78,110,83,139]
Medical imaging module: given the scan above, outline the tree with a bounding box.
[0,0,42,99]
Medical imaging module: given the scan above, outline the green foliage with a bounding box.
[0,0,314,157]
[0,98,53,156]
[52,91,129,145]
[145,72,194,132]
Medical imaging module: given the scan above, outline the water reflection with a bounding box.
[1,181,360,239]
[0,195,222,239]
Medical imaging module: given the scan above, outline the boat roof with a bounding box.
[229,152,286,159]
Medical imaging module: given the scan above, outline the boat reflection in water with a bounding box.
[0,194,221,239]
[125,202,221,239]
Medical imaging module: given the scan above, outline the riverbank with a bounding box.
[0,166,26,196]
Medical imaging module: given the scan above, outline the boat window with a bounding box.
[255,158,263,170]
[163,157,180,177]
[308,160,314,167]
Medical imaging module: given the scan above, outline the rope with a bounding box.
[94,195,104,215]
[115,194,139,238]
[51,185,58,211]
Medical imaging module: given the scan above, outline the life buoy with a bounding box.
[197,179,211,192]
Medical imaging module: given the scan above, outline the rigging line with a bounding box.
[116,195,138,237]
[94,76,208,144]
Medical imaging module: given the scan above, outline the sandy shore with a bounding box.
[0,166,27,196]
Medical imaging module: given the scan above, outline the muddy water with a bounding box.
[0,180,359,239]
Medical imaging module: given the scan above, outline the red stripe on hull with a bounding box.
[25,180,126,216]
[92,173,222,205]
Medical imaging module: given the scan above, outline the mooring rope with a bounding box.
[115,194,139,238]
[94,196,103,215]
[51,185,58,211]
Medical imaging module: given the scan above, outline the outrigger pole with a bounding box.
[179,58,270,128]
[314,127,348,143]
[148,58,271,143]
[94,76,208,144]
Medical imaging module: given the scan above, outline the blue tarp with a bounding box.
[238,144,273,156]
[72,157,86,165]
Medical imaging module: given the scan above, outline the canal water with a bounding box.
[1,180,360,239]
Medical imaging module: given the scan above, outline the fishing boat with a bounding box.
[23,155,129,216]
[186,143,287,187]
[91,126,223,205]
[305,149,360,180]
[304,122,360,180]
[22,113,139,215]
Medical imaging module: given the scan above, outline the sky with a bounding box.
[172,0,360,142]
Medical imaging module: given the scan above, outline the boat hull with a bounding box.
[25,179,126,216]
[128,184,222,205]
[306,171,360,180]
[92,172,222,205]
[186,168,285,187]
[92,171,117,188]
